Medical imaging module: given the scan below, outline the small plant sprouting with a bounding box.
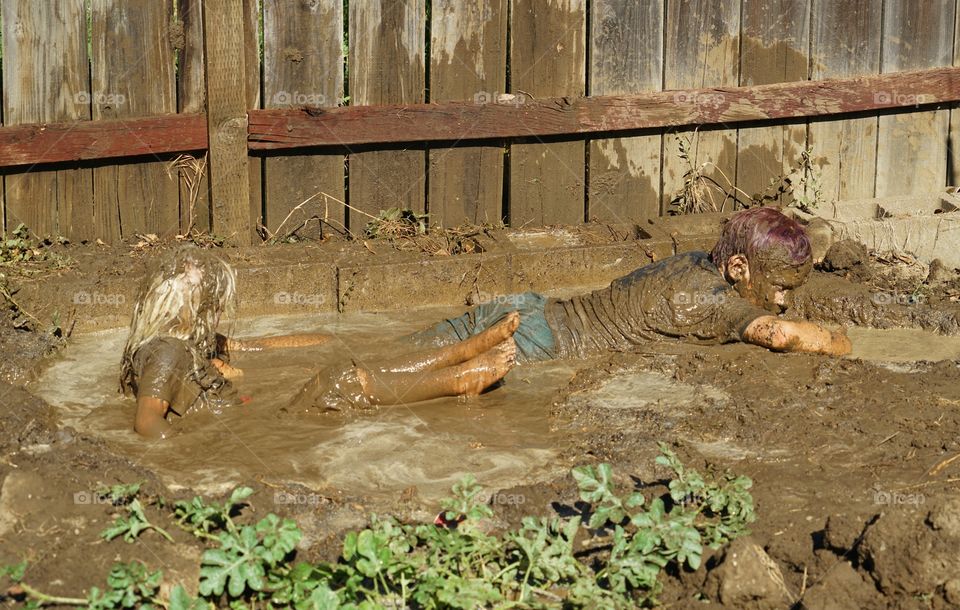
[668,134,826,214]
[101,499,174,544]
[99,483,174,544]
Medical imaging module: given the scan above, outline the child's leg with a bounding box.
[359,338,517,405]
[373,311,519,374]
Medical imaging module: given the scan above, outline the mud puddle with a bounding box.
[33,310,578,501]
[847,326,960,362]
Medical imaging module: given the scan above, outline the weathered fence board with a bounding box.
[662,0,740,214]
[249,67,960,148]
[177,0,211,234]
[428,0,507,227]
[808,0,882,202]
[263,0,345,237]
[510,0,586,226]
[876,0,954,197]
[91,0,178,240]
[243,0,263,238]
[952,3,960,186]
[202,0,254,244]
[2,0,92,240]
[736,0,809,205]
[348,0,426,229]
[588,0,663,224]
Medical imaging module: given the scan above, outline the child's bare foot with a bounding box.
[452,312,520,364]
[456,337,517,396]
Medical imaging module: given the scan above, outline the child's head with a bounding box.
[710,207,812,313]
[120,246,236,392]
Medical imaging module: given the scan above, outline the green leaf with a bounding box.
[168,584,208,610]
[296,585,341,610]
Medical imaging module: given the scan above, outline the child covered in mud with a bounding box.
[121,247,518,438]
[411,207,851,360]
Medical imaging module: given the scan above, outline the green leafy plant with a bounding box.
[174,486,253,539]
[2,561,164,609]
[100,484,173,544]
[0,224,41,264]
[4,449,756,609]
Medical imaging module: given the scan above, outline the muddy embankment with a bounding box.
[3,230,960,608]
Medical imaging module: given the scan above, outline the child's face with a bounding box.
[738,260,811,313]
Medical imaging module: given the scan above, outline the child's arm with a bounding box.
[217,333,332,353]
[134,396,172,438]
[742,315,852,356]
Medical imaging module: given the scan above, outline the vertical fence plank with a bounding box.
[243,0,262,237]
[348,0,426,229]
[661,0,740,214]
[588,0,663,223]
[201,0,253,244]
[263,0,345,237]
[510,0,586,226]
[177,0,210,234]
[428,0,506,227]
[2,0,92,240]
[876,0,955,197]
[91,0,178,241]
[736,0,809,204]
[952,0,960,186]
[808,0,881,203]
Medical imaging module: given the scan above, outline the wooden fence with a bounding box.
[1,0,959,245]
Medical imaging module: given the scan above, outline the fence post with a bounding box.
[202,0,253,245]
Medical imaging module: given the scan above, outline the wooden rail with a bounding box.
[0,66,957,168]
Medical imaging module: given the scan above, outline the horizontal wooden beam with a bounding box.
[248,66,960,150]
[0,67,957,167]
[0,113,208,168]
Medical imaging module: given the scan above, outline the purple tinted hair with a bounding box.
[709,207,811,268]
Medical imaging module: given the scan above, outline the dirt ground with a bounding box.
[3,236,960,609]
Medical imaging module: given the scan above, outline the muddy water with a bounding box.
[33,310,578,501]
[847,327,960,363]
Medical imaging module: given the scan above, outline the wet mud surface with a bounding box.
[4,242,960,608]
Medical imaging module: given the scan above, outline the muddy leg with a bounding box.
[374,311,520,374]
[359,338,517,405]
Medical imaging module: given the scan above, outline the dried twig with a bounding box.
[928,452,960,477]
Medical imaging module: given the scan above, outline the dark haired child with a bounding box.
[411,207,851,360]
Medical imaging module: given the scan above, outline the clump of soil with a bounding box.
[821,239,868,272]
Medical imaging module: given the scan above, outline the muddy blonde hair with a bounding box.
[119,247,237,394]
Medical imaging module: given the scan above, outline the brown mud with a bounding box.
[3,239,960,608]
